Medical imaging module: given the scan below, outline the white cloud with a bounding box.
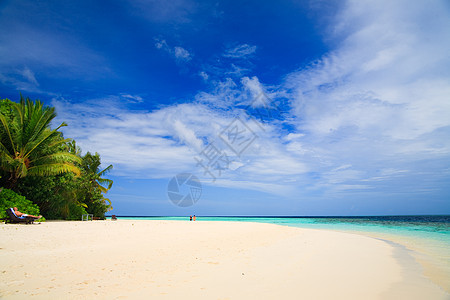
[172,119,203,151]
[47,0,450,198]
[223,44,257,58]
[195,78,241,108]
[224,64,250,77]
[199,71,209,81]
[241,76,264,99]
[198,44,258,81]
[120,94,143,103]
[155,39,169,50]
[207,179,296,196]
[53,97,197,178]
[0,67,42,93]
[51,90,312,194]
[278,0,450,192]
[155,39,192,63]
[20,67,39,86]
[174,46,191,61]
[197,43,258,81]
[287,0,450,138]
[241,76,279,108]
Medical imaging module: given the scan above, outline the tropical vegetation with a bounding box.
[0,96,113,220]
[0,188,41,220]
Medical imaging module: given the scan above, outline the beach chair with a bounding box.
[5,208,35,224]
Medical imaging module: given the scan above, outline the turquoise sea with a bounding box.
[110,215,450,292]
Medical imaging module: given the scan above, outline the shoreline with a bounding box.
[1,220,448,299]
[105,216,450,293]
[373,237,448,298]
[341,229,450,295]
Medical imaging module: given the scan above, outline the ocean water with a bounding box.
[112,215,450,292]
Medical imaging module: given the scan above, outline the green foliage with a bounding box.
[81,152,113,192]
[17,173,78,219]
[0,188,40,219]
[67,202,88,221]
[0,99,14,123]
[0,96,114,220]
[78,152,113,218]
[15,144,114,220]
[0,96,81,188]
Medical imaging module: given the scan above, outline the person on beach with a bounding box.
[12,207,42,219]
[190,215,192,221]
[193,215,196,221]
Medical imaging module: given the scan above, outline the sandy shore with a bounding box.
[0,220,447,299]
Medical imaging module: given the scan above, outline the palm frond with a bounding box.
[97,164,113,176]
[0,153,15,172]
[25,107,56,146]
[1,97,88,189]
[102,197,113,212]
[23,128,61,158]
[27,163,81,177]
[0,114,17,154]
[0,140,12,157]
[48,137,74,148]
[32,152,82,165]
[97,178,113,190]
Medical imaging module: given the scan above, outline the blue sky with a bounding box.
[1,0,449,216]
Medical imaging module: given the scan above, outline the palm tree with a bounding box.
[0,96,81,188]
[82,152,113,192]
[80,152,113,212]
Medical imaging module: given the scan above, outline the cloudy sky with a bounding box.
[1,0,449,216]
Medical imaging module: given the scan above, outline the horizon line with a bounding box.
[105,214,450,218]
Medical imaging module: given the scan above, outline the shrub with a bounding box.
[0,188,41,219]
[67,202,88,221]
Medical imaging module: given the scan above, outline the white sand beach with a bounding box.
[0,220,447,299]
